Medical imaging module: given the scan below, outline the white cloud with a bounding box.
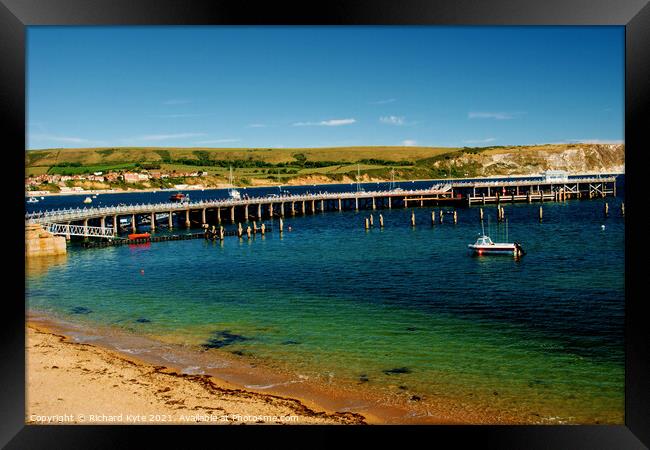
[463,137,496,144]
[292,118,356,127]
[29,134,106,145]
[379,116,406,126]
[567,139,624,144]
[136,133,206,141]
[163,99,191,105]
[401,140,417,146]
[247,123,267,128]
[370,98,397,105]
[151,114,202,118]
[468,111,523,120]
[194,138,241,144]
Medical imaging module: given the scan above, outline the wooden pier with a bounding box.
[26,174,618,243]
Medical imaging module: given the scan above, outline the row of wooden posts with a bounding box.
[364,210,459,229]
[363,202,625,229]
[203,217,285,239]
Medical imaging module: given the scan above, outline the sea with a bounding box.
[25,176,625,423]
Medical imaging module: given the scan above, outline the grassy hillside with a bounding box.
[25,144,624,191]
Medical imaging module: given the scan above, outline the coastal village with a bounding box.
[25,169,211,195]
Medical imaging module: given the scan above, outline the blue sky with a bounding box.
[26,26,624,149]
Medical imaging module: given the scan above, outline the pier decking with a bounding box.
[25,174,617,240]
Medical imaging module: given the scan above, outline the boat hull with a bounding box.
[468,244,517,256]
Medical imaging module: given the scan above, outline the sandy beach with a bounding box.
[26,323,366,425]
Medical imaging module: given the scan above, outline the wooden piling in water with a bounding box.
[411,210,416,227]
[253,221,258,233]
[237,223,243,238]
[431,211,436,226]
[604,202,609,217]
[439,210,444,224]
[261,223,265,235]
[479,208,484,221]
[379,214,384,228]
[539,206,543,222]
[279,217,284,232]
[453,210,458,224]
[369,214,374,227]
[246,226,251,238]
[219,226,224,240]
[365,217,369,230]
[621,202,625,216]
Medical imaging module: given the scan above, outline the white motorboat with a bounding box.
[468,235,524,256]
[27,197,39,203]
[468,219,525,257]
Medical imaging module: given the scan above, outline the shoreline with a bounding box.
[26,314,527,425]
[25,170,625,198]
[26,321,368,425]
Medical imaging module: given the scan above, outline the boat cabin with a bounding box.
[474,235,494,246]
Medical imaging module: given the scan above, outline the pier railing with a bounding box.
[25,186,452,224]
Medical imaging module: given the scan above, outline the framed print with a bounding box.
[2,0,649,448]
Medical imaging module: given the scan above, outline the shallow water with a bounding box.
[26,187,625,423]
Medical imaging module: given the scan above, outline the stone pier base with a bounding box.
[26,224,67,257]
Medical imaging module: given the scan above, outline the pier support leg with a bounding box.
[479,208,484,221]
[365,217,369,230]
[202,208,206,225]
[379,214,384,228]
[338,199,342,211]
[302,201,306,215]
[439,210,444,224]
[132,214,137,233]
[453,210,458,224]
[100,216,106,231]
[169,211,173,229]
[113,215,118,235]
[217,207,221,224]
[320,200,324,212]
[388,197,391,209]
[269,204,274,218]
[621,202,625,216]
[355,197,359,211]
[539,206,543,222]
[279,217,284,232]
[369,214,374,227]
[66,222,71,240]
[431,211,436,226]
[257,204,262,219]
[151,212,156,231]
[244,205,249,221]
[372,197,376,210]
[230,206,235,223]
[604,202,609,217]
[280,202,285,217]
[411,210,416,227]
[311,200,315,214]
[238,223,243,238]
[83,219,89,237]
[291,202,296,216]
[186,209,191,228]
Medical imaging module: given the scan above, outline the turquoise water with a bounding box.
[26,196,625,423]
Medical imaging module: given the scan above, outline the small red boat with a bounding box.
[128,232,151,240]
[169,193,187,202]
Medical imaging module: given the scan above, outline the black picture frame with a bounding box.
[2,0,648,448]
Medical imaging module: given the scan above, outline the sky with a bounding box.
[26,26,624,150]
